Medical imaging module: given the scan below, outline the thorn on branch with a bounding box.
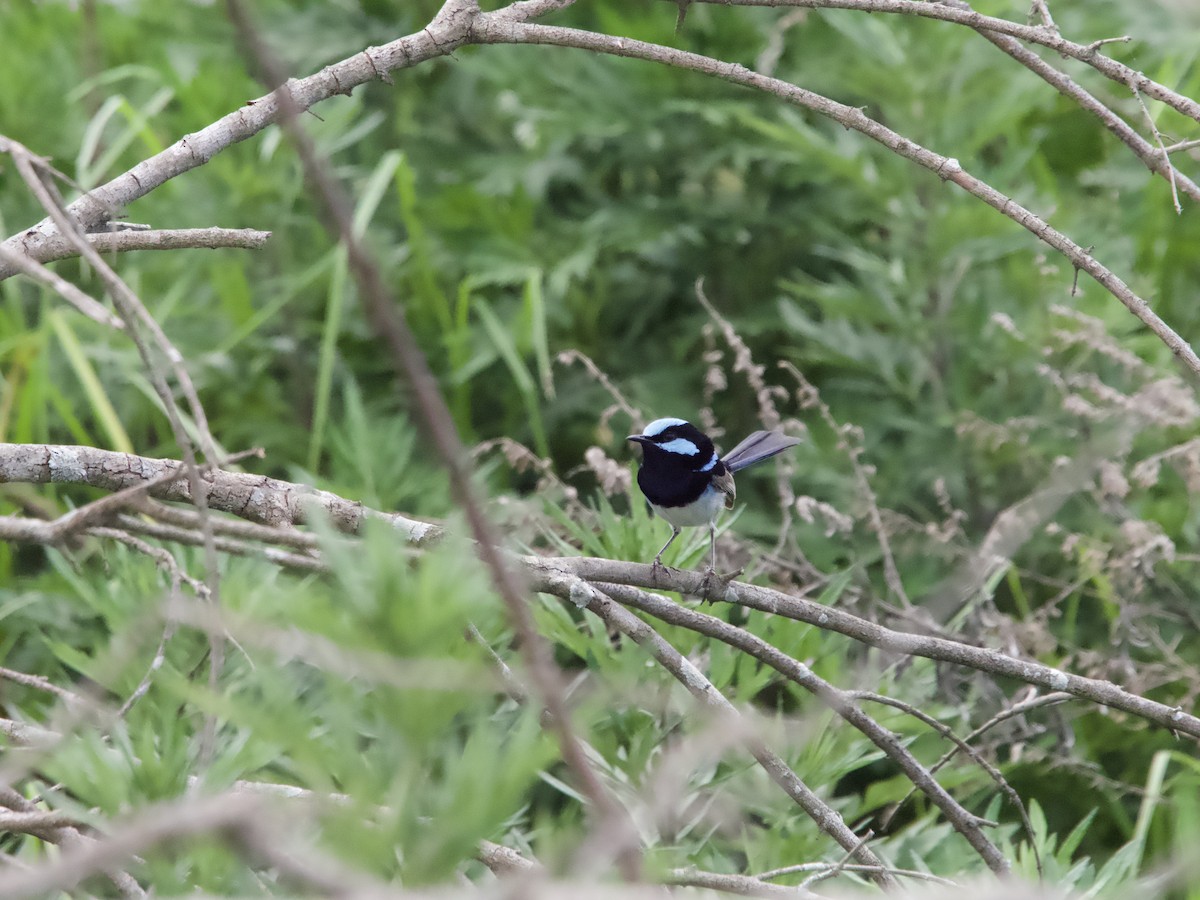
[1084,35,1131,54]
[1071,246,1094,296]
[1163,138,1200,155]
[675,0,691,34]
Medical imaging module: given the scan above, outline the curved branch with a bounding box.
[469,15,1200,376]
[754,0,1200,205]
[672,0,1200,127]
[966,26,1200,205]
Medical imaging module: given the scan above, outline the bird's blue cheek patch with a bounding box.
[699,452,718,472]
[658,438,700,456]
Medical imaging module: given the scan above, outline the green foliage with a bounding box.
[3,0,1200,894]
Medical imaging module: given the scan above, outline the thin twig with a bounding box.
[846,690,1040,875]
[962,23,1200,204]
[1132,86,1182,214]
[6,226,270,269]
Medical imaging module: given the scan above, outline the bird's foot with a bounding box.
[697,566,743,602]
[650,557,676,582]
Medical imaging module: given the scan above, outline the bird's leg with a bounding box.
[699,524,742,600]
[697,524,719,600]
[709,522,718,575]
[651,527,682,580]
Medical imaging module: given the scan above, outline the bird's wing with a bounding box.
[712,468,736,509]
[722,430,802,473]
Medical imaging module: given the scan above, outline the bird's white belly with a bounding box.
[650,485,727,528]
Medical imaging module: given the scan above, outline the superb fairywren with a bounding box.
[627,418,801,575]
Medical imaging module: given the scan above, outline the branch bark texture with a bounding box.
[0,443,440,544]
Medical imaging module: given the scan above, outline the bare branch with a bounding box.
[109,514,330,571]
[0,718,59,747]
[586,580,1010,872]
[503,0,580,19]
[753,860,958,886]
[0,791,380,900]
[478,840,543,876]
[665,867,820,897]
[0,786,146,899]
[22,226,272,269]
[0,666,84,703]
[963,27,1200,204]
[1132,86,1182,214]
[0,443,440,544]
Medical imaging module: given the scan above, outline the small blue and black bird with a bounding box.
[627,418,802,575]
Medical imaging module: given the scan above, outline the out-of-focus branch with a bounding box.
[0,246,123,328]
[0,791,383,900]
[223,0,642,880]
[0,786,146,899]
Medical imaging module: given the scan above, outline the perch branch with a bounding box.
[528,557,1200,739]
[2,443,1191,742]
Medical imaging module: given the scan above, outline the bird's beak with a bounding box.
[627,435,647,444]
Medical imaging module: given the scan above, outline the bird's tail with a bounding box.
[722,430,803,473]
